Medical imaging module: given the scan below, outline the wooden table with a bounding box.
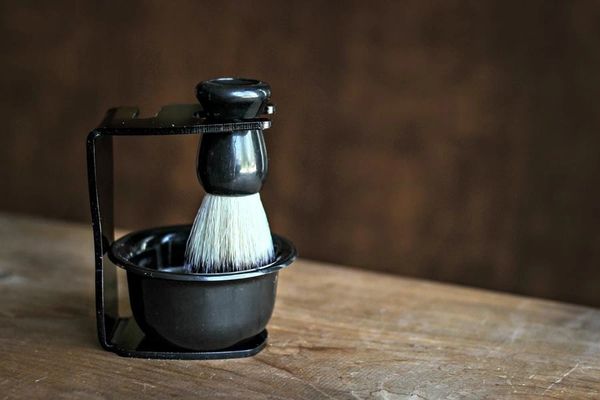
[1,214,599,399]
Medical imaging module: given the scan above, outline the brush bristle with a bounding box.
[184,193,275,273]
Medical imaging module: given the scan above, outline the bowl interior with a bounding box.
[108,225,296,282]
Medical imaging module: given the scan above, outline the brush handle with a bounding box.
[197,129,268,195]
[196,78,271,121]
[195,78,271,195]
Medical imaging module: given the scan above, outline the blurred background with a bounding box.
[1,1,599,306]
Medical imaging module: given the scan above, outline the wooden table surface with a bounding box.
[1,214,599,399]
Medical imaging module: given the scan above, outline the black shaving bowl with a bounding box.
[108,225,296,351]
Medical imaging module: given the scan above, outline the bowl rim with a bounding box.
[108,224,297,282]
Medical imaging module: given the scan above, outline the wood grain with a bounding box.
[1,213,599,399]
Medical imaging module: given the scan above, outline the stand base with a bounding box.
[107,317,268,360]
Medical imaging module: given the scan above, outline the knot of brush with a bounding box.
[185,77,275,273]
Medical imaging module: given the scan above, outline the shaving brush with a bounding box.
[185,78,275,273]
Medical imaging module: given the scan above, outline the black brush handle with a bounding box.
[195,78,271,195]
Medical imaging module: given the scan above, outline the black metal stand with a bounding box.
[86,104,272,359]
[111,317,268,360]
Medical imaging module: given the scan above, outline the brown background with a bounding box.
[1,1,599,306]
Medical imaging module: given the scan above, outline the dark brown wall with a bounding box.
[1,1,599,305]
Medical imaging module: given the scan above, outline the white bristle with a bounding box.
[184,193,275,273]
